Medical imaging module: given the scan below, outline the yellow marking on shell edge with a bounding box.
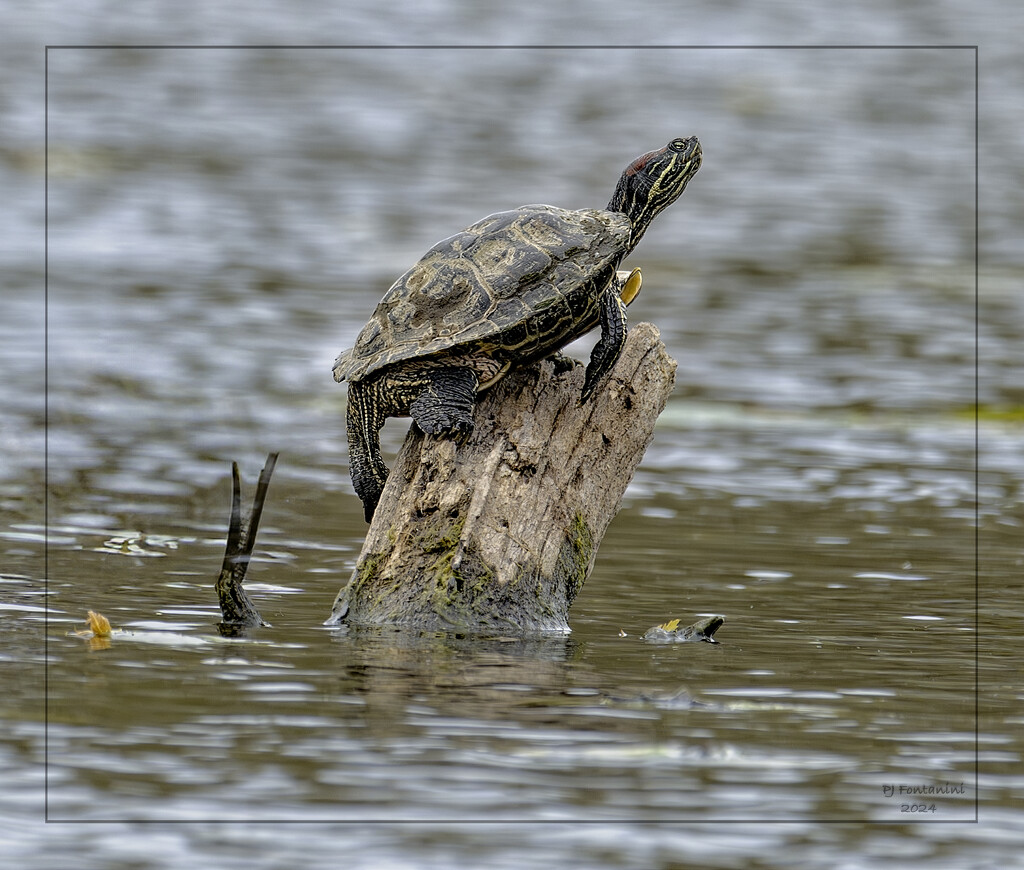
[618,268,643,306]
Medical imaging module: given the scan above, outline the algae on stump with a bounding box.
[327,322,676,632]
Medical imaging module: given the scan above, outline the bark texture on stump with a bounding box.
[327,322,677,632]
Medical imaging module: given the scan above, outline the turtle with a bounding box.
[335,136,702,521]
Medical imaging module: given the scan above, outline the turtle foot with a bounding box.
[548,352,580,375]
[409,365,478,441]
[416,410,474,438]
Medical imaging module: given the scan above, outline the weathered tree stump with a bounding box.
[326,322,677,632]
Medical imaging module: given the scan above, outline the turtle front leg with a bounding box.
[346,379,391,522]
[580,285,628,403]
[408,365,479,437]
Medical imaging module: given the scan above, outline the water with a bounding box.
[4,5,1023,867]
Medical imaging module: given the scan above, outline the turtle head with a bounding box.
[608,137,701,252]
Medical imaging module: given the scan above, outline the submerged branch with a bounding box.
[215,452,279,632]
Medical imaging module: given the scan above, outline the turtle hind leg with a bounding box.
[347,366,479,522]
[408,365,479,437]
[346,379,391,522]
[580,286,628,404]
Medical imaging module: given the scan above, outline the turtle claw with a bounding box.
[419,413,474,441]
[578,374,602,406]
[548,352,580,375]
[453,417,475,441]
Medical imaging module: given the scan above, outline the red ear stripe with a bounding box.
[625,148,660,176]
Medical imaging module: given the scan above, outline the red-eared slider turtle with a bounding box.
[335,137,702,521]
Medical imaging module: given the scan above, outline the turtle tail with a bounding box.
[346,379,390,522]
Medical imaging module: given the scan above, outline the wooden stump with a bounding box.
[326,322,677,632]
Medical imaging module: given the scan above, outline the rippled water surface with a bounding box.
[4,7,1023,869]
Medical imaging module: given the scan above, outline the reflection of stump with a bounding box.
[327,322,677,632]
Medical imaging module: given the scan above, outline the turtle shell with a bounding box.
[334,204,632,383]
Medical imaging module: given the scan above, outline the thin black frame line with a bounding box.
[43,42,980,50]
[41,44,983,822]
[973,45,981,825]
[43,44,50,826]
[45,816,981,825]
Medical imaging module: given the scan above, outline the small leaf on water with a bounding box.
[657,618,681,632]
[67,610,114,650]
[86,610,112,637]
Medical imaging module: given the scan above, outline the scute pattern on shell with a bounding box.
[334,204,631,383]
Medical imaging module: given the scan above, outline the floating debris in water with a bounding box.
[642,614,726,644]
[92,532,180,557]
[68,609,114,651]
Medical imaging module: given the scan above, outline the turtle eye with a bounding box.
[669,138,689,152]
